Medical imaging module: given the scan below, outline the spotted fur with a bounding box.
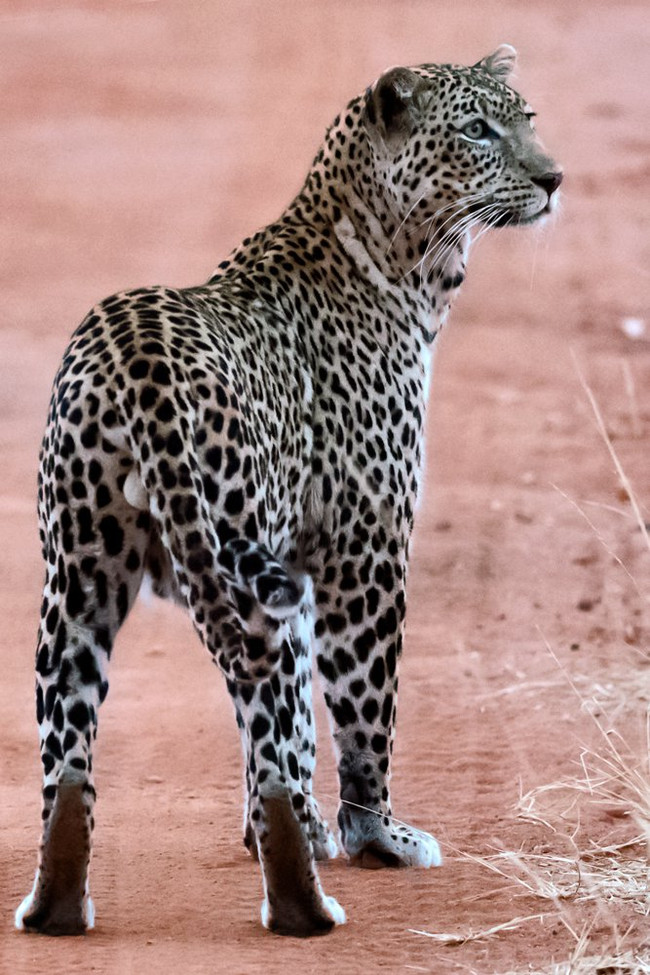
[17,45,561,937]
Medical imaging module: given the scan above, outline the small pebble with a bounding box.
[620,316,645,339]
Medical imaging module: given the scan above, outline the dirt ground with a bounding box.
[1,2,649,973]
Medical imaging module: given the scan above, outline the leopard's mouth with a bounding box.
[465,196,551,229]
[491,200,552,227]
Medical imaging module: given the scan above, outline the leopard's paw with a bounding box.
[16,874,95,936]
[261,889,345,937]
[340,805,442,869]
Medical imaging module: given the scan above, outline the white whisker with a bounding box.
[385,193,425,256]
[408,201,498,282]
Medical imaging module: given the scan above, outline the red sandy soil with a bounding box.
[2,3,648,973]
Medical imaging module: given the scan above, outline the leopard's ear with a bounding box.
[365,67,428,141]
[474,44,517,81]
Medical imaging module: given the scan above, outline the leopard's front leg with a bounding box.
[314,529,441,870]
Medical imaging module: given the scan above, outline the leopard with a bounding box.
[16,44,561,938]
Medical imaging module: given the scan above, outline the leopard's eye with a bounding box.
[461,119,498,142]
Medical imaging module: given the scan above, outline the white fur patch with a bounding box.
[123,467,148,510]
[139,571,154,607]
[334,215,395,295]
[100,424,128,450]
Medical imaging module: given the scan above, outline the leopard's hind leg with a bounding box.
[160,512,345,935]
[224,572,343,935]
[232,586,338,864]
[17,439,149,935]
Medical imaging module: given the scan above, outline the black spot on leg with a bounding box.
[331,697,357,727]
[116,582,129,623]
[63,730,78,752]
[316,655,337,682]
[77,507,95,544]
[99,516,124,557]
[96,484,112,508]
[381,693,393,726]
[45,731,63,760]
[75,646,101,685]
[353,627,376,662]
[52,700,64,732]
[224,488,244,516]
[65,565,86,617]
[67,701,90,731]
[287,752,300,779]
[278,707,293,738]
[125,548,141,572]
[45,605,59,635]
[244,636,267,660]
[44,684,56,719]
[244,513,258,540]
[371,734,388,754]
[251,714,271,740]
[166,430,184,456]
[362,698,379,723]
[369,656,385,689]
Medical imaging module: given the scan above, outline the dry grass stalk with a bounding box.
[551,481,646,602]
[572,353,650,557]
[409,912,549,946]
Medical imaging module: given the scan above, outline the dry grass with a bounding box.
[412,368,650,970]
[500,942,650,975]
[421,684,650,970]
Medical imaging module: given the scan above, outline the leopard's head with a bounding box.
[361,45,562,236]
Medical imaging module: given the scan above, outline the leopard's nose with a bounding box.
[532,170,563,196]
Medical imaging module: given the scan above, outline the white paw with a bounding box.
[311,819,341,860]
[342,809,443,869]
[322,831,340,860]
[393,825,442,867]
[416,831,442,868]
[322,894,346,926]
[14,877,37,930]
[261,897,271,929]
[84,890,96,930]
